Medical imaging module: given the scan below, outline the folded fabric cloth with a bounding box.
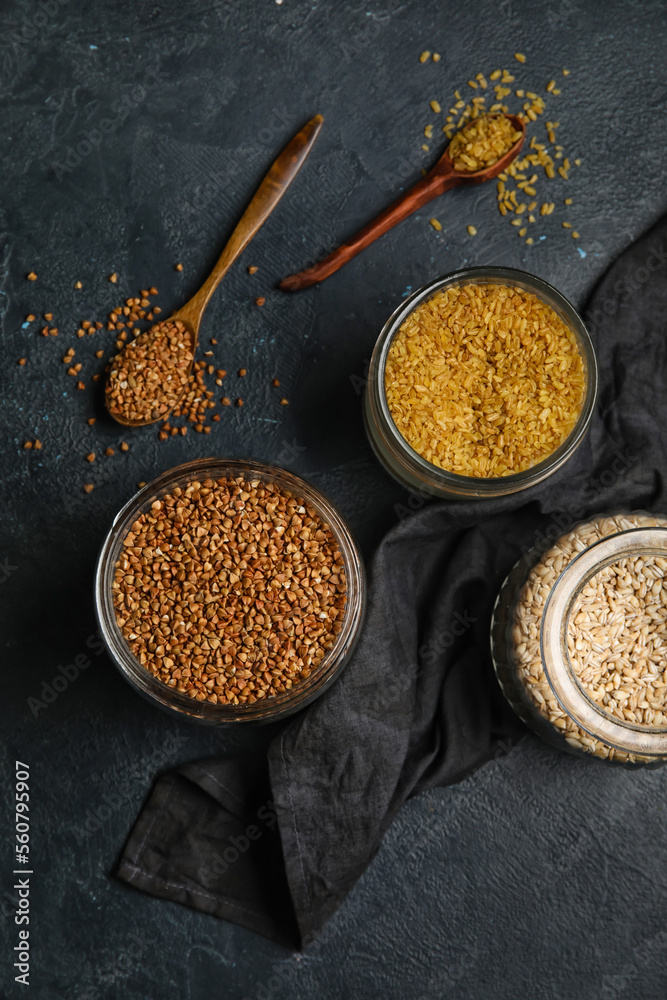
[116,214,667,948]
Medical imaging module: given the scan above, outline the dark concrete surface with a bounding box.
[1,0,667,997]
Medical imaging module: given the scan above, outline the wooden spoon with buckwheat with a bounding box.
[105,113,324,427]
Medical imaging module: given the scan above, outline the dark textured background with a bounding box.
[1,0,667,997]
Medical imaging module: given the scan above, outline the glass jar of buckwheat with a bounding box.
[491,512,667,766]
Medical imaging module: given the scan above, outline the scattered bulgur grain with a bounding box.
[87,418,96,426]
[272,378,280,387]
[175,263,183,271]
[109,273,118,283]
[572,232,579,238]
[120,441,129,451]
[26,314,35,322]
[27,272,37,281]
[448,114,522,172]
[385,282,585,477]
[18,358,26,366]
[86,452,96,463]
[105,448,115,457]
[83,483,94,493]
[211,338,218,345]
[419,50,431,62]
[432,53,441,62]
[23,441,33,450]
[430,100,441,113]
[75,281,83,289]
[236,398,244,407]
[467,225,477,235]
[255,297,266,307]
[222,397,231,406]
[430,218,442,231]
[34,439,42,450]
[77,381,86,390]
[238,368,247,377]
[95,350,104,358]
[514,52,526,62]
[280,397,289,405]
[248,266,258,274]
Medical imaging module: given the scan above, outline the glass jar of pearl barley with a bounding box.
[491,512,667,766]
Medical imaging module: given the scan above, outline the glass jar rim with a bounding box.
[369,265,598,497]
[94,457,366,725]
[541,525,667,755]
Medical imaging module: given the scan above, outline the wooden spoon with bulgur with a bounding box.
[280,113,525,292]
[106,114,323,427]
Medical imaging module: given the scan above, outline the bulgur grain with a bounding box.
[448,114,522,172]
[385,282,585,477]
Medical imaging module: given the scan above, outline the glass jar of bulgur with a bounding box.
[491,512,667,766]
[364,266,598,499]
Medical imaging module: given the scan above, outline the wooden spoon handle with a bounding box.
[279,169,459,292]
[175,114,324,329]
